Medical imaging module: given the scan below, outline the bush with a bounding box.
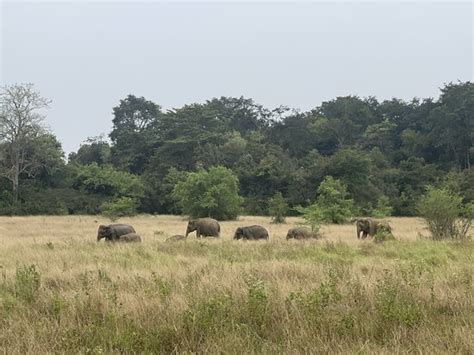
[295,204,322,232]
[268,192,288,223]
[297,176,354,228]
[371,195,393,218]
[417,186,473,240]
[173,166,242,220]
[373,228,396,243]
[101,197,139,221]
[15,264,41,303]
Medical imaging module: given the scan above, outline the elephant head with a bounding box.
[356,219,371,239]
[233,227,244,240]
[97,225,111,241]
[185,220,198,237]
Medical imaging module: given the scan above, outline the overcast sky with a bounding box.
[1,1,472,153]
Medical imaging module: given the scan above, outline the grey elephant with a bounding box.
[118,233,142,243]
[234,225,269,240]
[166,234,187,242]
[355,218,392,239]
[286,226,320,240]
[97,224,136,242]
[185,218,220,238]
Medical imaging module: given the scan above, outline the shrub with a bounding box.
[295,204,322,232]
[296,176,354,227]
[371,195,393,218]
[15,264,41,303]
[417,186,473,240]
[268,192,288,223]
[173,166,242,220]
[100,197,139,221]
[373,228,396,243]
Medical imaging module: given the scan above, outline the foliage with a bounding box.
[268,192,288,223]
[373,227,396,243]
[295,204,322,232]
[371,195,393,218]
[315,176,355,224]
[100,197,139,221]
[417,186,473,240]
[68,135,111,166]
[173,166,242,220]
[72,163,144,199]
[0,82,473,217]
[0,83,52,203]
[296,177,355,229]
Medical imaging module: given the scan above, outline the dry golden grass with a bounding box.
[0,215,472,354]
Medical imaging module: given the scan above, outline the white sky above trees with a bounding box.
[1,1,472,153]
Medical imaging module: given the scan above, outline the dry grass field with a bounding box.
[0,215,472,353]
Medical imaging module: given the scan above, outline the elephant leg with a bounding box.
[357,225,361,239]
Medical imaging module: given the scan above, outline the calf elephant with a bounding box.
[234,225,269,240]
[166,234,187,242]
[97,224,135,242]
[355,218,392,239]
[118,233,142,243]
[286,227,320,240]
[185,218,220,238]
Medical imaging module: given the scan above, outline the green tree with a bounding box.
[68,135,111,166]
[173,166,242,220]
[298,176,354,226]
[417,186,473,240]
[109,95,163,173]
[268,192,288,223]
[429,82,473,170]
[71,163,144,217]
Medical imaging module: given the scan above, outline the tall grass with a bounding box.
[0,216,472,353]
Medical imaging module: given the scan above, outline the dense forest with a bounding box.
[0,81,472,218]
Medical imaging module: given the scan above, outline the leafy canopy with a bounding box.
[173,166,242,220]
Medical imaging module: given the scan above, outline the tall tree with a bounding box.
[109,95,162,173]
[0,83,51,203]
[429,82,474,170]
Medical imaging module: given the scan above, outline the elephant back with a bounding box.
[109,224,136,239]
[241,225,269,240]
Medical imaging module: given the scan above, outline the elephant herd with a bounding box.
[97,217,391,243]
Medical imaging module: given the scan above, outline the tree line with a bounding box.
[0,81,472,218]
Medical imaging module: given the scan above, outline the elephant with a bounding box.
[185,218,220,238]
[166,234,187,242]
[286,227,320,240]
[355,218,392,239]
[97,224,136,242]
[234,225,269,240]
[117,233,142,243]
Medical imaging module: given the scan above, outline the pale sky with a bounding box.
[1,1,472,153]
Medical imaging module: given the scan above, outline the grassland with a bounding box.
[0,215,472,353]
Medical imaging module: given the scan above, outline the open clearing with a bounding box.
[0,216,473,353]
